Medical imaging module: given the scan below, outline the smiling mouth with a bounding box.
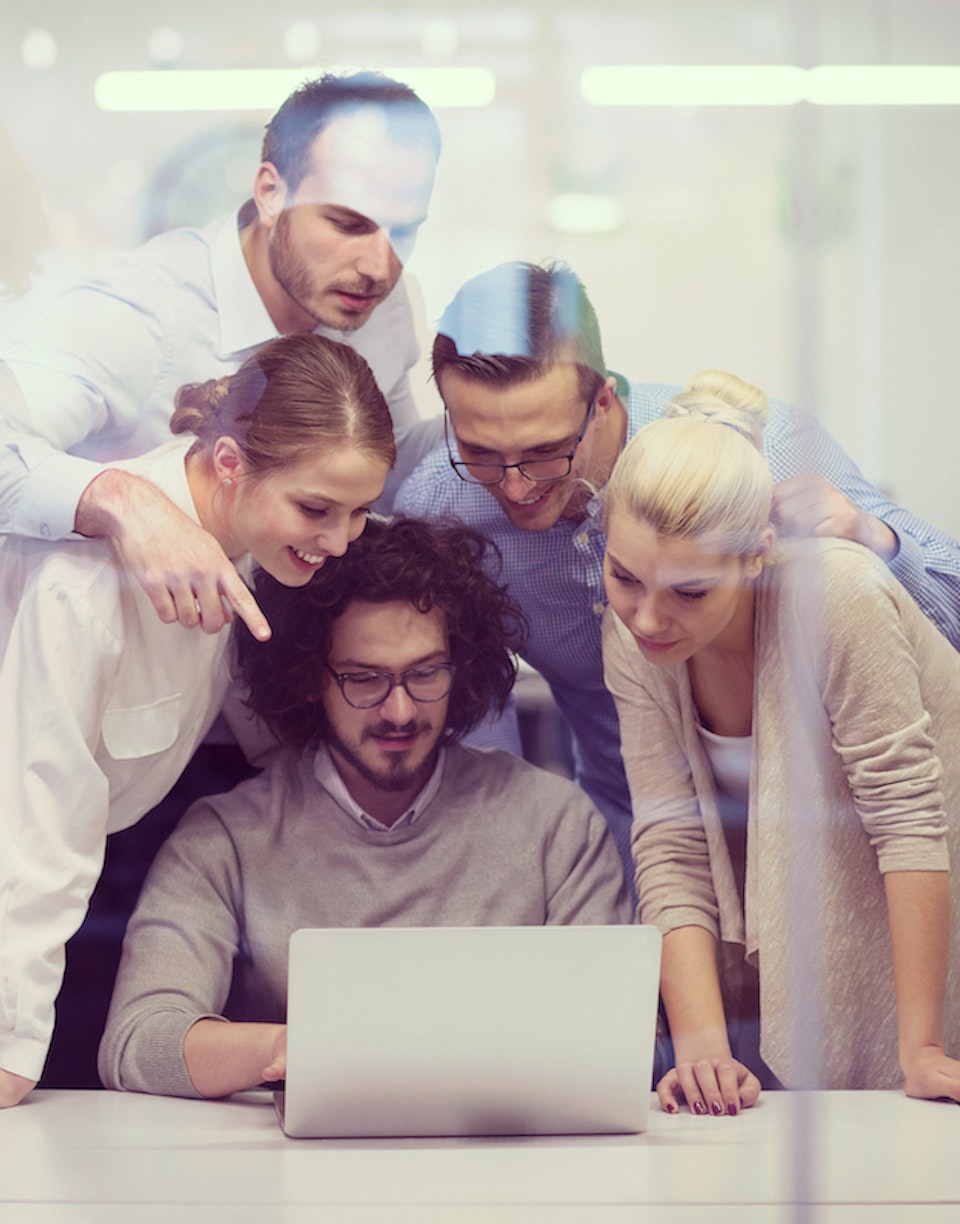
[290,546,326,567]
[504,486,554,510]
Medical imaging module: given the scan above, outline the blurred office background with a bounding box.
[3,0,959,536]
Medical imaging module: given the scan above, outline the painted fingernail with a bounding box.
[727,1101,738,1117]
[693,1100,707,1116]
[711,1101,724,1116]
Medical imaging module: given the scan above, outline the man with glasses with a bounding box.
[396,261,960,878]
[98,516,629,1098]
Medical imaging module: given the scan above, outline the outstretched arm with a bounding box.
[99,796,285,1098]
[656,926,762,1118]
[1,276,270,639]
[884,870,960,1102]
[75,469,271,641]
[602,610,761,1116]
[765,404,960,647]
[772,472,898,560]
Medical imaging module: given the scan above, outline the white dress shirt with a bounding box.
[0,205,437,540]
[0,438,237,1082]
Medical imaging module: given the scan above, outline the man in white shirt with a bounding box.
[98,517,630,1099]
[0,70,442,639]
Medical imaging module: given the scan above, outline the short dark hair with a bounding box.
[237,517,527,750]
[432,261,607,404]
[262,71,441,191]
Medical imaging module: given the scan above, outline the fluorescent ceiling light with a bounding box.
[546,193,624,235]
[583,66,806,107]
[807,66,960,105]
[95,66,495,112]
[582,65,960,107]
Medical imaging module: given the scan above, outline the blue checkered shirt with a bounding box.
[396,379,960,871]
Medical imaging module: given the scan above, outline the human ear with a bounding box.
[212,436,246,485]
[252,162,288,230]
[594,375,619,416]
[744,527,776,579]
[755,526,775,559]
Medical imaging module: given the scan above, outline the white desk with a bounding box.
[2,1090,959,1223]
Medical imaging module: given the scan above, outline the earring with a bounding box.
[223,477,234,489]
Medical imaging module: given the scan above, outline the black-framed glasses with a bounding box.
[445,395,598,486]
[326,662,457,709]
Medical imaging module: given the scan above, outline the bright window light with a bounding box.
[95,66,495,112]
[582,64,960,107]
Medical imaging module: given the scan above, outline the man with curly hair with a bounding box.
[98,517,630,1100]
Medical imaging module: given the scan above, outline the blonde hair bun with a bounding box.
[664,369,768,451]
[603,368,773,555]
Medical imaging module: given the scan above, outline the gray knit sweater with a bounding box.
[98,744,632,1097]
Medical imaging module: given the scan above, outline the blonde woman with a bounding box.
[601,370,960,1116]
[0,332,395,1107]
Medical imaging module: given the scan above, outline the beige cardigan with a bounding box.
[603,538,960,1089]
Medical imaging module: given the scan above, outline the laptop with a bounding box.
[276,924,662,1139]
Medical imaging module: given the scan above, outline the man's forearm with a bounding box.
[74,467,162,538]
[183,1019,285,1098]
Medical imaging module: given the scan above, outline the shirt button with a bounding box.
[40,523,51,538]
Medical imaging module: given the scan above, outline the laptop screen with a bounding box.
[279,924,661,1139]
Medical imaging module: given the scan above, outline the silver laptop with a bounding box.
[276,924,662,1139]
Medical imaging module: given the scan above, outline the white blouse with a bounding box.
[0,438,236,1082]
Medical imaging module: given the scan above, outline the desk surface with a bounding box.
[2,1089,959,1223]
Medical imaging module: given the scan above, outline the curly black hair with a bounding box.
[237,516,528,750]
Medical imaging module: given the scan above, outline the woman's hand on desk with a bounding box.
[657,927,761,1118]
[901,1045,960,1104]
[657,1056,761,1118]
[0,1067,36,1108]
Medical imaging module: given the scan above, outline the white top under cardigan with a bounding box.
[603,537,960,1089]
[0,438,238,1082]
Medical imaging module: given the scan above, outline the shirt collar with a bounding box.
[209,205,282,357]
[312,742,446,832]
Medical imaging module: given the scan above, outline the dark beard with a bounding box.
[327,720,440,794]
[267,208,378,333]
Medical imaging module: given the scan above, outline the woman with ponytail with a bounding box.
[601,370,960,1115]
[0,332,395,1106]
